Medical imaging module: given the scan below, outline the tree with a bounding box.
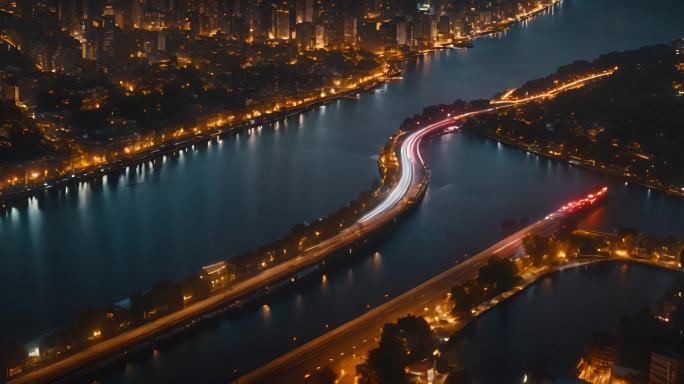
[570,233,598,256]
[0,102,49,163]
[182,275,211,302]
[0,341,26,378]
[451,285,476,314]
[130,280,183,323]
[39,329,73,357]
[356,361,380,384]
[477,258,519,293]
[393,315,435,361]
[148,280,183,313]
[523,235,550,266]
[307,366,336,384]
[554,217,578,241]
[73,307,118,342]
[368,334,408,384]
[357,325,409,384]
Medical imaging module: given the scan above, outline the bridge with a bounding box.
[8,71,618,384]
[239,188,611,383]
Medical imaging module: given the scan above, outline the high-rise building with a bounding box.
[314,23,325,48]
[650,348,684,384]
[325,19,343,47]
[156,30,166,51]
[102,1,116,52]
[1,82,20,105]
[359,20,382,52]
[131,0,143,29]
[274,8,290,39]
[379,20,397,49]
[196,0,223,36]
[343,17,357,46]
[81,40,97,60]
[295,21,315,50]
[294,0,314,24]
[396,18,407,46]
[57,0,81,35]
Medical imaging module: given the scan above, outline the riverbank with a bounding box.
[0,0,564,209]
[476,131,684,200]
[462,43,684,201]
[0,73,392,208]
[3,66,614,383]
[237,189,619,383]
[3,88,436,384]
[238,208,567,383]
[243,250,681,383]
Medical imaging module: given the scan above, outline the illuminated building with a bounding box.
[202,261,237,292]
[274,8,290,40]
[314,23,325,48]
[102,1,115,52]
[650,348,684,384]
[359,20,382,53]
[0,82,20,104]
[296,0,313,23]
[295,21,315,50]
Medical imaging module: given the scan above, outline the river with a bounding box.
[446,262,676,383]
[2,0,683,382]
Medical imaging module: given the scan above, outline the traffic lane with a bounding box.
[241,218,559,383]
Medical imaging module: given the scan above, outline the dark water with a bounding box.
[447,263,676,383]
[1,0,683,382]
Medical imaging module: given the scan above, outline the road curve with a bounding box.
[8,110,494,384]
[360,107,500,224]
[11,72,614,384]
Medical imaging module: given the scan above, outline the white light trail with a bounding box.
[358,107,501,225]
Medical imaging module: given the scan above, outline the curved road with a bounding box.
[6,109,482,384]
[9,72,614,384]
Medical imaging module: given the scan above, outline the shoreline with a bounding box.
[2,56,616,384]
[474,131,684,200]
[0,0,562,208]
[239,252,682,383]
[0,76,390,207]
[1,0,568,381]
[4,89,435,384]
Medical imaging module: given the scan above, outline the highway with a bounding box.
[239,214,563,383]
[9,72,615,384]
[239,186,610,383]
[7,109,486,384]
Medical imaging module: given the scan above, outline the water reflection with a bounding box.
[1,0,683,381]
[447,263,674,383]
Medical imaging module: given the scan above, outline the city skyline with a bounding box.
[1,0,684,383]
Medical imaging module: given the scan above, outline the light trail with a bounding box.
[558,186,608,213]
[358,128,423,223]
[491,68,617,105]
[9,68,618,384]
[358,108,497,224]
[360,70,616,226]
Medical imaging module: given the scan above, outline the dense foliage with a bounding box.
[0,102,50,163]
[465,44,684,189]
